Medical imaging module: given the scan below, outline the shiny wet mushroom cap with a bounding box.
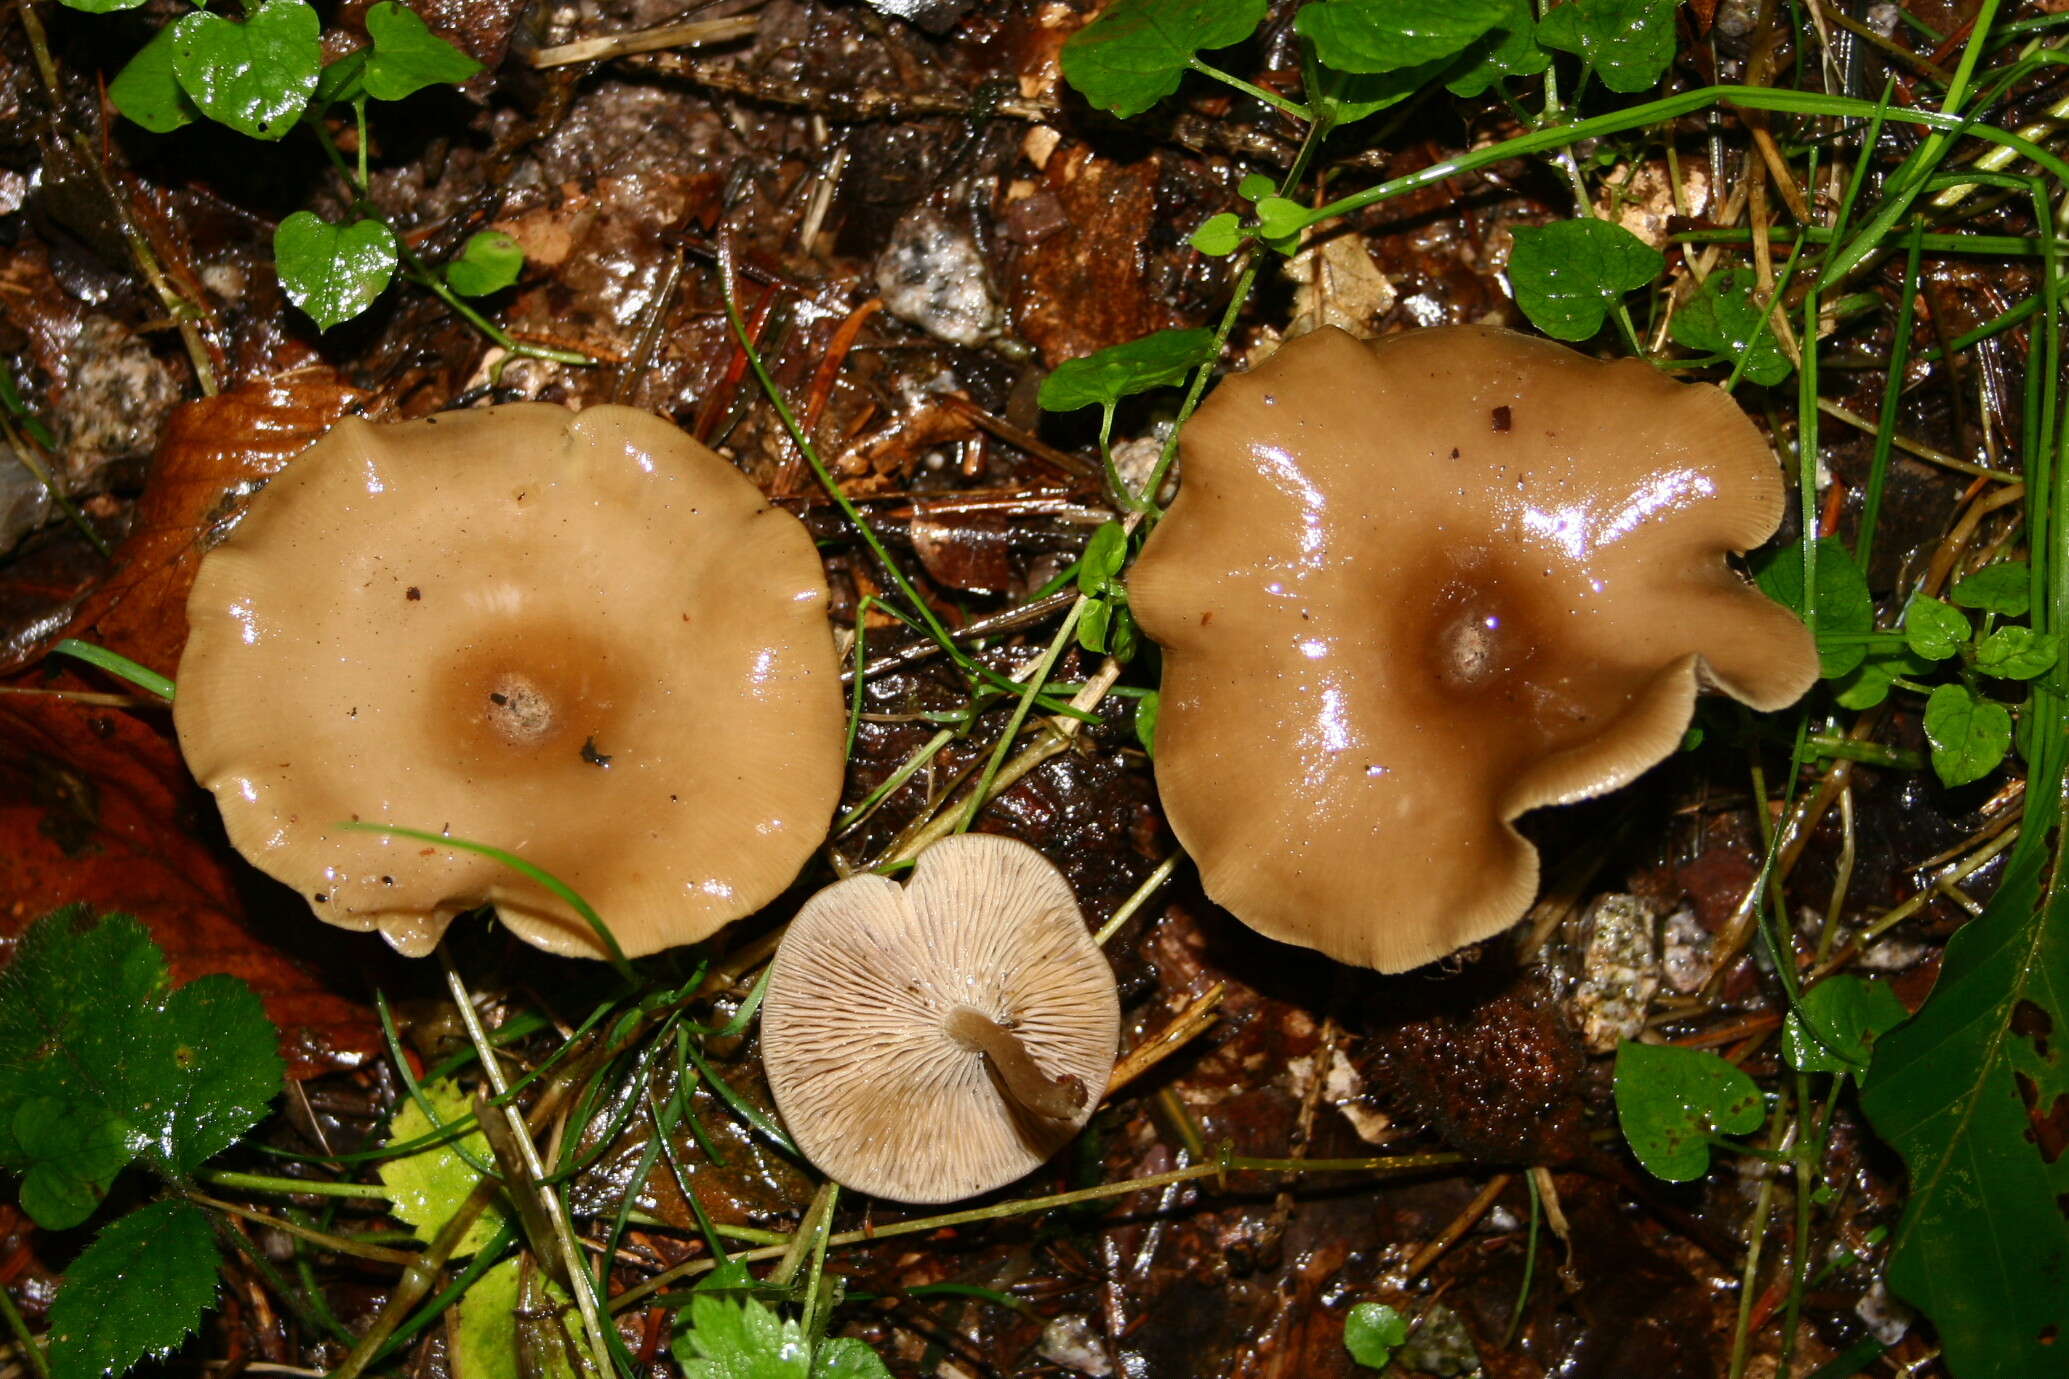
[174,402,844,959]
[1128,324,1818,972]
[760,833,1120,1204]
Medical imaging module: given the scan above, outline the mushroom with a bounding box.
[1127,325,1818,972]
[173,403,845,960]
[760,833,1120,1203]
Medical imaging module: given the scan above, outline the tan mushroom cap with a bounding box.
[174,403,844,960]
[1128,325,1818,972]
[761,833,1120,1204]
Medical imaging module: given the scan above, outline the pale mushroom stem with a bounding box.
[944,1006,1088,1121]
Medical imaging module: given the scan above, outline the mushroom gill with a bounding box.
[174,403,845,960]
[1127,324,1818,972]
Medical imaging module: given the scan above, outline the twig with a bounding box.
[531,14,760,68]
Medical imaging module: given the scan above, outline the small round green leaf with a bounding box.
[445,229,525,298]
[361,1,484,102]
[1901,595,1971,662]
[1059,0,1270,118]
[1535,0,1680,94]
[1252,196,1307,240]
[1038,328,1217,413]
[1344,1302,1409,1369]
[1670,266,1793,387]
[1950,560,2031,616]
[1614,1040,1766,1182]
[1078,597,1113,655]
[1975,626,2059,681]
[274,212,399,331]
[54,0,147,13]
[1134,690,1160,756]
[1237,173,1275,202]
[170,0,322,141]
[109,26,199,134]
[1750,537,1872,678]
[1192,212,1245,257]
[1784,976,1908,1078]
[1508,218,1663,341]
[1078,521,1129,596]
[1923,682,2012,787]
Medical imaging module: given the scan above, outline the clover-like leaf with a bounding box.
[1445,0,1550,96]
[1784,977,1908,1079]
[1508,218,1663,341]
[1950,560,2031,616]
[46,1201,222,1379]
[1670,266,1792,387]
[170,0,322,141]
[1924,682,2012,787]
[110,26,199,134]
[446,229,525,298]
[1902,595,1970,662]
[1614,1040,1765,1182]
[1536,0,1682,94]
[274,212,400,331]
[1975,626,2059,680]
[1038,328,1217,413]
[362,1,484,102]
[1059,0,1270,119]
[1344,1302,1410,1369]
[1295,0,1507,74]
[1751,537,1873,678]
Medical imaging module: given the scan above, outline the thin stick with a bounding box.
[531,15,760,68]
[1103,983,1227,1099]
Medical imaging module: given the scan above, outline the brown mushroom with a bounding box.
[173,403,844,960]
[1128,325,1818,972]
[760,833,1119,1203]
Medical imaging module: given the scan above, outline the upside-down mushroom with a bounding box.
[1128,325,1818,972]
[760,833,1120,1204]
[174,403,844,959]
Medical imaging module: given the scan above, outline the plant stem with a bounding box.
[201,1169,391,1201]
[1188,57,1313,122]
[0,1277,49,1379]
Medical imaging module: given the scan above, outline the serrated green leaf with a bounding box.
[274,212,400,331]
[1445,0,1550,96]
[1134,690,1159,757]
[451,1256,575,1379]
[1901,595,1970,661]
[1860,816,2069,1379]
[14,1100,130,1230]
[1613,1041,1765,1182]
[376,1078,508,1256]
[47,1200,221,1379]
[170,0,321,141]
[1295,0,1507,74]
[1784,977,1908,1078]
[362,2,484,102]
[1191,212,1245,257]
[446,230,525,297]
[1536,0,1682,94]
[110,26,198,134]
[1923,682,2011,787]
[1831,644,1929,710]
[1038,328,1217,413]
[673,1293,813,1379]
[159,975,286,1175]
[1750,537,1871,678]
[1670,266,1792,386]
[1078,522,1129,596]
[1508,218,1663,341]
[1344,1302,1409,1368]
[811,1338,894,1379]
[0,909,282,1213]
[1059,0,1269,119]
[1951,560,2032,616]
[1975,625,2059,680]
